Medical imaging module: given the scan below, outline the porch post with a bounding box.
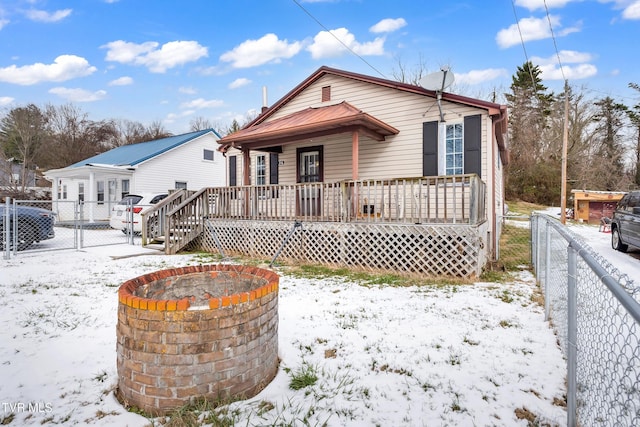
[242,149,251,185]
[88,171,95,222]
[243,149,250,217]
[351,130,359,180]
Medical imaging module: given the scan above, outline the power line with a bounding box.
[510,0,537,88]
[543,0,567,83]
[291,0,388,79]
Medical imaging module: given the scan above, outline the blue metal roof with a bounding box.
[69,128,221,168]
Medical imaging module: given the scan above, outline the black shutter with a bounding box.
[464,114,482,177]
[422,121,439,176]
[229,155,237,186]
[269,153,279,184]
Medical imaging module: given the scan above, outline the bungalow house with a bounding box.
[44,129,225,222]
[148,66,509,278]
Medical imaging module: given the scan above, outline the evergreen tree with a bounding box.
[505,61,556,203]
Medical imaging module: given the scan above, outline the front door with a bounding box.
[297,146,323,216]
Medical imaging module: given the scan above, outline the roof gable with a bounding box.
[69,128,220,168]
[247,66,507,127]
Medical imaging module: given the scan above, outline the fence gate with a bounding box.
[3,198,134,259]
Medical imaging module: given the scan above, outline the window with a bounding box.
[256,155,266,186]
[78,183,84,202]
[203,149,214,161]
[422,115,481,178]
[121,179,130,198]
[175,181,187,190]
[97,181,105,204]
[443,122,463,175]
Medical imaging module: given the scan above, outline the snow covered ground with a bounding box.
[0,215,637,426]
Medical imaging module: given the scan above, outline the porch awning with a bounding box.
[218,101,399,152]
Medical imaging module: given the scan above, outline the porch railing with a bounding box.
[140,189,194,245]
[158,174,485,255]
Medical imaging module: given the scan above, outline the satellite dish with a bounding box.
[419,68,455,92]
[419,68,454,122]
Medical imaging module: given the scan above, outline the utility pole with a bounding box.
[561,80,569,224]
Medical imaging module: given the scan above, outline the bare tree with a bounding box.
[189,116,215,131]
[0,104,48,194]
[144,120,171,141]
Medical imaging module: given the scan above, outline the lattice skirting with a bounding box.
[195,220,489,279]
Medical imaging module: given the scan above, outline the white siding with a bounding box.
[268,75,493,181]
[134,133,226,193]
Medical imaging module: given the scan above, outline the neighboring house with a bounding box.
[45,129,225,222]
[0,160,37,188]
[152,66,509,278]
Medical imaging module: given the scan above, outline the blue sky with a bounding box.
[0,0,639,134]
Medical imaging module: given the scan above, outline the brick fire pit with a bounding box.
[115,264,279,415]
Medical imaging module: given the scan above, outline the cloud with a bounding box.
[0,96,14,106]
[598,0,640,19]
[25,8,72,23]
[454,68,509,85]
[515,0,577,11]
[49,87,107,102]
[496,15,580,48]
[531,50,597,80]
[622,0,640,18]
[102,40,208,73]
[179,86,197,94]
[0,18,9,30]
[307,28,385,59]
[108,76,133,86]
[179,98,224,109]
[220,34,302,68]
[0,55,96,85]
[370,18,407,33]
[229,78,251,89]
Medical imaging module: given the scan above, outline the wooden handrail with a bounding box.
[157,174,486,254]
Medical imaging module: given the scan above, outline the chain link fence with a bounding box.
[3,198,136,259]
[531,213,639,427]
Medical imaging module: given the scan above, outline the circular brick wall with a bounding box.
[116,264,279,416]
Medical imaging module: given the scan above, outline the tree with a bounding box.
[43,104,118,169]
[627,83,640,187]
[0,104,48,194]
[505,61,556,204]
[590,96,628,190]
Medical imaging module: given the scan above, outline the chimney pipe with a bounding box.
[261,86,268,113]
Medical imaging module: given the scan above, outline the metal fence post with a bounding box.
[128,198,135,245]
[544,220,551,321]
[78,202,83,250]
[11,199,17,257]
[3,197,10,260]
[567,243,578,427]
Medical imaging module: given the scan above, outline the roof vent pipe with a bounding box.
[262,86,268,113]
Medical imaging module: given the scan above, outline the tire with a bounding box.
[0,221,35,251]
[15,220,35,251]
[612,228,628,253]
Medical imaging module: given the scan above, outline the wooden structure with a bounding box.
[142,175,488,278]
[571,190,625,224]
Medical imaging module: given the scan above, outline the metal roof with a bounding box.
[218,101,398,151]
[68,128,220,168]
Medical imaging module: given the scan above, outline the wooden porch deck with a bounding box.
[141,174,488,278]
